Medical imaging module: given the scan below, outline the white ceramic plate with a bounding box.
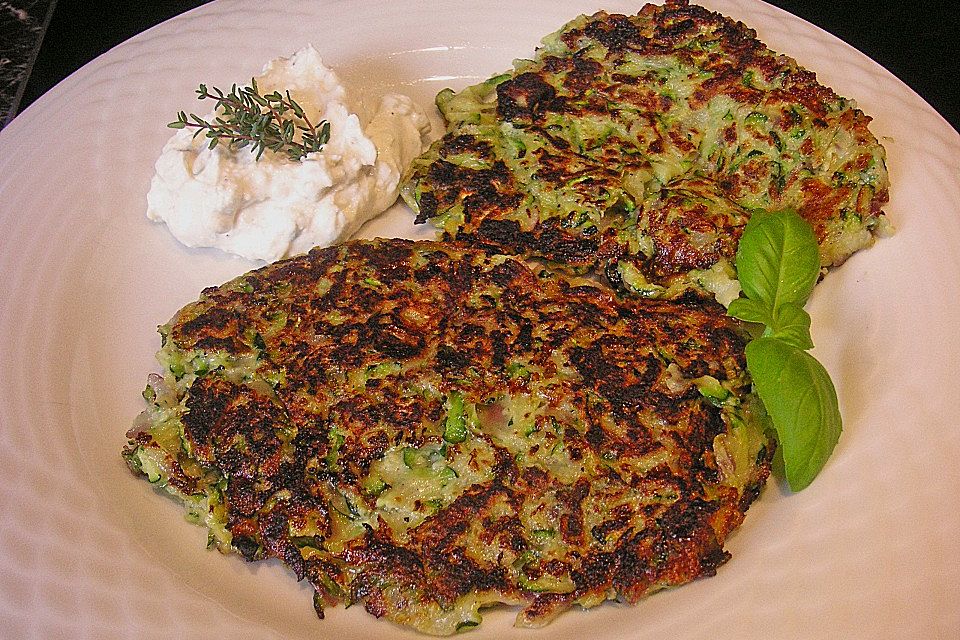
[2,1,958,638]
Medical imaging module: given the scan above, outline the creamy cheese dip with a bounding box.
[146,45,430,262]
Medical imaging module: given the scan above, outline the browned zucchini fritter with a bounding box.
[124,239,773,634]
[402,0,890,302]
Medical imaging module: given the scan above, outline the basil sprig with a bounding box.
[728,210,841,491]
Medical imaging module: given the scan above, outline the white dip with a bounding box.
[146,45,431,262]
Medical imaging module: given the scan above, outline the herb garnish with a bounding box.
[728,209,842,491]
[168,78,331,161]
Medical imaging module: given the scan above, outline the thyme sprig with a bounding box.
[168,78,331,161]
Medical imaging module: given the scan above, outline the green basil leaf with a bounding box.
[735,209,820,311]
[745,337,841,491]
[727,296,771,326]
[767,301,814,350]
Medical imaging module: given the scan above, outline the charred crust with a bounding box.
[531,225,600,267]
[414,191,438,223]
[232,535,261,561]
[584,14,643,51]
[496,72,561,122]
[475,218,526,252]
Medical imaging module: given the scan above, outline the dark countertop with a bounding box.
[0,0,56,127]
[3,0,958,132]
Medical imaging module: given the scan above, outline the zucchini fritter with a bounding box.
[124,239,772,634]
[402,0,889,302]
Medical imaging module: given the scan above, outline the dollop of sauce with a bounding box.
[146,45,430,262]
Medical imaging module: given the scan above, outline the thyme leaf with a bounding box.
[167,78,331,161]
